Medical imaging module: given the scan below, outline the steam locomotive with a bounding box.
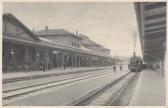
[128,56,143,72]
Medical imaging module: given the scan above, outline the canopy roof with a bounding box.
[134,2,166,63]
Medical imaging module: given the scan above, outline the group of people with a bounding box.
[39,61,51,72]
[113,65,123,72]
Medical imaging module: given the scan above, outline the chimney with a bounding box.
[45,26,48,30]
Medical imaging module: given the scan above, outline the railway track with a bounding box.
[3,70,113,105]
[3,67,113,83]
[70,72,135,106]
[3,70,111,93]
[109,72,140,105]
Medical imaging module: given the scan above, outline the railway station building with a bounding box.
[79,34,111,55]
[3,13,115,72]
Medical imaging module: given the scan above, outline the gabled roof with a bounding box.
[36,29,82,39]
[3,13,40,41]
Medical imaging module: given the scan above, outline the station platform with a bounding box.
[129,69,166,106]
[3,66,113,80]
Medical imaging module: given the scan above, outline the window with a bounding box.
[72,41,80,48]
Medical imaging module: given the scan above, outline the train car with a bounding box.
[128,56,143,72]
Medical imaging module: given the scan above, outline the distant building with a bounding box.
[99,46,111,55]
[36,28,82,48]
[79,34,111,56]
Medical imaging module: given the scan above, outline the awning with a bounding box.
[134,2,166,63]
[3,35,113,58]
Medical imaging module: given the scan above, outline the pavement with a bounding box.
[3,66,113,80]
[129,69,166,106]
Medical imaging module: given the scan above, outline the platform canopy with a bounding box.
[134,2,166,63]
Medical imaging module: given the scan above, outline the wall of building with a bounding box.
[84,45,101,53]
[40,35,81,48]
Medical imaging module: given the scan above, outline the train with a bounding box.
[128,56,143,72]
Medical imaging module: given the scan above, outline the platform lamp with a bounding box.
[10,50,14,55]
[36,52,40,67]
[9,49,15,70]
[10,49,15,60]
[37,53,40,57]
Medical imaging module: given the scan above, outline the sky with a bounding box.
[3,2,142,57]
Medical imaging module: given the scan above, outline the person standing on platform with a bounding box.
[113,66,116,72]
[39,61,43,71]
[42,60,46,72]
[120,65,122,71]
[63,61,66,70]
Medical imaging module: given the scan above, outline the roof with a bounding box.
[36,29,82,40]
[79,34,101,46]
[134,2,166,63]
[99,46,110,51]
[79,34,110,55]
[3,13,40,41]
